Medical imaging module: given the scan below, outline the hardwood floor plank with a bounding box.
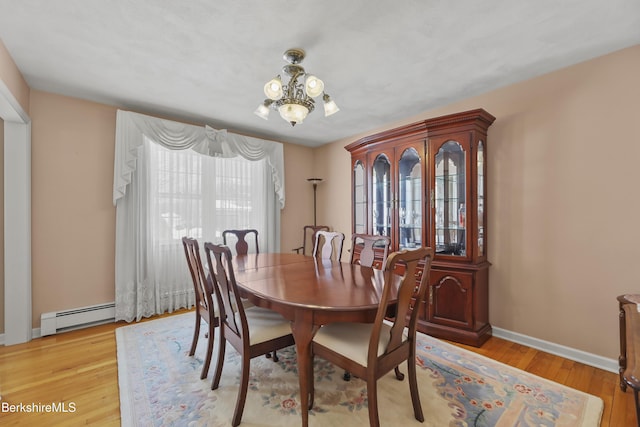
[611,384,637,426]
[0,311,631,426]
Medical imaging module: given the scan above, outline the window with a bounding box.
[146,137,267,245]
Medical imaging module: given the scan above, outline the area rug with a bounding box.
[116,313,603,427]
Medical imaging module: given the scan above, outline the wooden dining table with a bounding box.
[232,252,395,427]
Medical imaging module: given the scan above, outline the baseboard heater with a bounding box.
[40,302,116,336]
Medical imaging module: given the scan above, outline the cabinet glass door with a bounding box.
[353,160,366,234]
[434,140,466,256]
[477,141,485,256]
[372,154,392,237]
[398,147,422,250]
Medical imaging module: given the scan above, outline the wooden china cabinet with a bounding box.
[345,109,495,346]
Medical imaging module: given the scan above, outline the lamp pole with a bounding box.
[307,178,323,226]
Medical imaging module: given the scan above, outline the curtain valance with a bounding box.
[113,109,285,208]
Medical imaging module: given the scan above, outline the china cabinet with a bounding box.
[345,109,495,346]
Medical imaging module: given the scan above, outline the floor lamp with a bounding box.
[307,178,323,226]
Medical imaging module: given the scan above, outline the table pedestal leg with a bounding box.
[291,310,319,427]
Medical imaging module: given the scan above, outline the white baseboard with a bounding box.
[492,326,619,373]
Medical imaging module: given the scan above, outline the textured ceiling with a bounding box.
[0,0,639,147]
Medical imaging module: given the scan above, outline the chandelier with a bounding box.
[254,48,339,126]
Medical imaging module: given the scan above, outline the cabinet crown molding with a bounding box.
[344,108,495,153]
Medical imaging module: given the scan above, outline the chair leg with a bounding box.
[200,321,214,379]
[366,378,380,427]
[394,366,404,381]
[265,351,278,361]
[211,335,226,390]
[232,354,251,427]
[308,352,314,404]
[189,313,201,356]
[309,355,315,409]
[408,353,424,422]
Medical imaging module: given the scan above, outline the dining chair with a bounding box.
[181,237,218,380]
[310,247,435,427]
[222,228,278,360]
[349,233,391,270]
[292,225,330,255]
[222,229,259,255]
[204,242,295,427]
[312,230,345,261]
[341,233,393,381]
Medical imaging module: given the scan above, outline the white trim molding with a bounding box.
[0,78,29,123]
[492,326,618,373]
[4,120,32,345]
[2,71,32,346]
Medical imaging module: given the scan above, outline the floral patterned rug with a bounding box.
[116,313,603,427]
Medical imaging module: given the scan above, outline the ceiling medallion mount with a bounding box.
[254,48,340,127]
[283,48,305,64]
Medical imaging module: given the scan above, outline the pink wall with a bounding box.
[317,44,640,360]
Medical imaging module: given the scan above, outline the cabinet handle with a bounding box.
[430,189,435,209]
[429,286,433,306]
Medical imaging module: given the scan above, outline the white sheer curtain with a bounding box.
[113,110,285,322]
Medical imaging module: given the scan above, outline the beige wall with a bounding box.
[280,142,317,252]
[317,44,640,360]
[30,91,117,323]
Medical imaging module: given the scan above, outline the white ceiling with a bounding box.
[0,0,639,147]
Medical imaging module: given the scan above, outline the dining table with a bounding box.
[232,252,397,427]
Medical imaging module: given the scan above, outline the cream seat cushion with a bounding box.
[312,321,408,367]
[238,306,292,346]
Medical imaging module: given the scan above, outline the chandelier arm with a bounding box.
[286,71,305,97]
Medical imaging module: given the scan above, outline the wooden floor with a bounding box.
[0,310,636,426]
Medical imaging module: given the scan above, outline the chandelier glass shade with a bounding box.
[255,48,339,126]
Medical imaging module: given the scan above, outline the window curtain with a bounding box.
[113,110,285,322]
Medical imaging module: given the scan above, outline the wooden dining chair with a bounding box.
[349,233,391,270]
[312,230,345,261]
[310,247,435,427]
[293,225,330,255]
[204,242,295,427]
[341,233,393,381]
[181,237,218,380]
[222,229,259,255]
[222,228,277,360]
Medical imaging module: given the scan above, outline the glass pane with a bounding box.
[477,141,485,256]
[398,147,421,250]
[372,154,392,237]
[435,140,466,256]
[353,161,366,234]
